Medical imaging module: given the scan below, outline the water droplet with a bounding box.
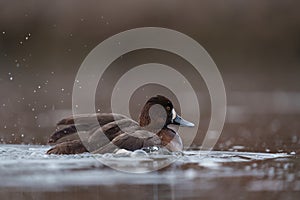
[21,134,24,137]
[37,85,41,89]
[61,88,65,91]
[19,41,23,44]
[33,89,36,93]
[9,77,13,81]
[25,36,29,40]
[31,108,35,111]
[2,31,5,34]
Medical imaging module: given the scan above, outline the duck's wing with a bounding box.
[47,114,140,154]
[46,140,87,155]
[85,118,139,152]
[48,113,129,143]
[92,130,161,154]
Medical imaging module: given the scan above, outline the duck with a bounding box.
[46,95,194,154]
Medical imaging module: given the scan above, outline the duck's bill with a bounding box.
[173,114,195,127]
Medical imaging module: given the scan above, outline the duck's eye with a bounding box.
[166,106,171,111]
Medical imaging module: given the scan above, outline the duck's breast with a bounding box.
[158,129,183,152]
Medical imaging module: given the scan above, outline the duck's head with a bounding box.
[139,95,194,129]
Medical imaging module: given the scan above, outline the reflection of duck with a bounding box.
[46,95,194,154]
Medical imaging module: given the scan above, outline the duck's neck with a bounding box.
[139,103,168,132]
[139,102,151,127]
[139,115,168,133]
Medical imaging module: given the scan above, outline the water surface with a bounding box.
[0,144,298,200]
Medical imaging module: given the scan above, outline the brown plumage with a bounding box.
[46,95,194,154]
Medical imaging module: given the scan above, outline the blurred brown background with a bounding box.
[0,0,300,153]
